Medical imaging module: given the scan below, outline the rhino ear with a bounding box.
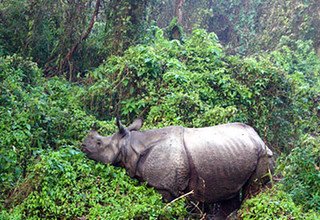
[116,117,128,136]
[127,118,143,131]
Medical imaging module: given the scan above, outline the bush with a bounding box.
[0,55,44,195]
[227,56,294,151]
[239,187,319,220]
[0,205,23,220]
[0,55,96,199]
[277,135,320,212]
[3,147,186,219]
[269,37,320,138]
[0,54,186,219]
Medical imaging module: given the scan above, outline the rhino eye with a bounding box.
[97,140,102,147]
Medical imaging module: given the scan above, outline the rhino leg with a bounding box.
[157,189,175,202]
[216,194,241,219]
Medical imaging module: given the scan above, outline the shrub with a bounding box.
[269,37,320,139]
[0,54,186,219]
[239,187,319,220]
[4,147,186,219]
[0,55,44,195]
[277,135,320,212]
[0,55,96,199]
[83,28,225,123]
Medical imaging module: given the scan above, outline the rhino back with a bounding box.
[183,123,266,202]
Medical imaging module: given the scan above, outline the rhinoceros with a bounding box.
[82,118,274,216]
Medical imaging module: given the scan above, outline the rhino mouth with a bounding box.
[81,145,92,154]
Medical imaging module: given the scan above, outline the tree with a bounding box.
[58,0,101,81]
[103,0,150,55]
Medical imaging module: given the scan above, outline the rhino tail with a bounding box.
[242,145,275,199]
[266,145,275,175]
[266,145,273,156]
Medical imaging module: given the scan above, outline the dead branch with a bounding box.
[163,190,194,210]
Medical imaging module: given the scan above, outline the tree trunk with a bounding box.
[175,0,184,24]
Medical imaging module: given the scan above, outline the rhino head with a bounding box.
[81,118,143,164]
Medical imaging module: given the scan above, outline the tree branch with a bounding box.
[61,0,101,78]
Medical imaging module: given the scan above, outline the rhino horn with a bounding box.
[91,122,99,130]
[116,117,128,136]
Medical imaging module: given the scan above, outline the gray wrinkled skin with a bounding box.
[82,118,274,208]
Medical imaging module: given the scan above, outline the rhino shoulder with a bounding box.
[135,127,190,197]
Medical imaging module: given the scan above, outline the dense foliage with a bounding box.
[1,28,319,218]
[277,136,320,212]
[2,0,320,78]
[2,148,185,219]
[1,1,319,218]
[0,55,94,190]
[0,55,186,219]
[0,0,153,79]
[152,0,320,56]
[240,187,319,219]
